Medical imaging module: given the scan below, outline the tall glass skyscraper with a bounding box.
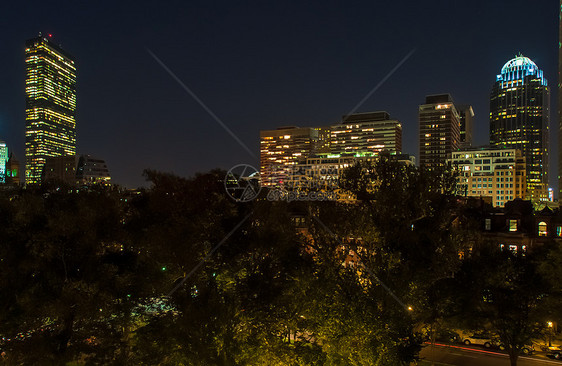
[25,35,76,185]
[558,0,562,199]
[490,55,550,200]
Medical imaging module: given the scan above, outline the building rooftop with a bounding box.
[500,55,537,74]
[424,94,454,104]
[341,111,391,123]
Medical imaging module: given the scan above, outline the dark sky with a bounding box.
[0,0,558,189]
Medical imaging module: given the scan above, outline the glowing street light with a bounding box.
[548,321,554,346]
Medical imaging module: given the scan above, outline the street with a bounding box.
[418,342,562,366]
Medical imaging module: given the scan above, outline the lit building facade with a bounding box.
[25,35,76,184]
[449,147,526,207]
[260,127,318,187]
[331,111,402,154]
[0,141,7,183]
[559,0,562,199]
[286,152,415,194]
[419,94,461,169]
[490,55,549,201]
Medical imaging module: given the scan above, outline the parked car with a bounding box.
[420,327,460,343]
[547,345,562,359]
[498,343,535,355]
[461,333,499,348]
[435,330,460,343]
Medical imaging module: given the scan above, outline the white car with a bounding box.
[461,334,498,348]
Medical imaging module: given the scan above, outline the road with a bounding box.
[418,342,562,366]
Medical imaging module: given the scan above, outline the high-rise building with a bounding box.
[330,111,402,154]
[559,0,562,199]
[457,105,474,149]
[419,94,461,169]
[490,55,549,201]
[25,34,76,185]
[0,141,8,183]
[260,127,318,187]
[449,147,526,208]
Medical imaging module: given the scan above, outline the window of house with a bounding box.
[538,222,548,236]
[509,220,517,232]
[485,219,491,231]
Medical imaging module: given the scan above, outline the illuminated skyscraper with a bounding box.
[490,55,549,201]
[331,111,402,154]
[25,34,76,184]
[559,0,562,198]
[0,141,7,183]
[418,94,461,169]
[260,127,318,187]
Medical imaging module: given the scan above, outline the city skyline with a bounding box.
[0,1,558,189]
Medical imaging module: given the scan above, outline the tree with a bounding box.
[0,185,140,364]
[299,157,474,364]
[452,242,561,366]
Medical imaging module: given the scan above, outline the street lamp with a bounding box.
[548,321,554,347]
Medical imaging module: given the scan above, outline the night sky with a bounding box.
[0,1,558,189]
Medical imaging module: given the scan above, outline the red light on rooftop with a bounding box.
[48,34,52,38]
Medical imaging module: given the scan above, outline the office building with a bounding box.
[76,155,111,185]
[457,105,474,148]
[286,151,415,195]
[419,94,461,169]
[490,55,549,201]
[449,147,526,207]
[0,141,7,183]
[559,1,562,199]
[25,34,76,184]
[330,111,402,154]
[260,127,318,187]
[42,154,111,186]
[42,155,79,185]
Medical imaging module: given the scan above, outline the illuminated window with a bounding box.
[509,220,517,232]
[538,222,547,236]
